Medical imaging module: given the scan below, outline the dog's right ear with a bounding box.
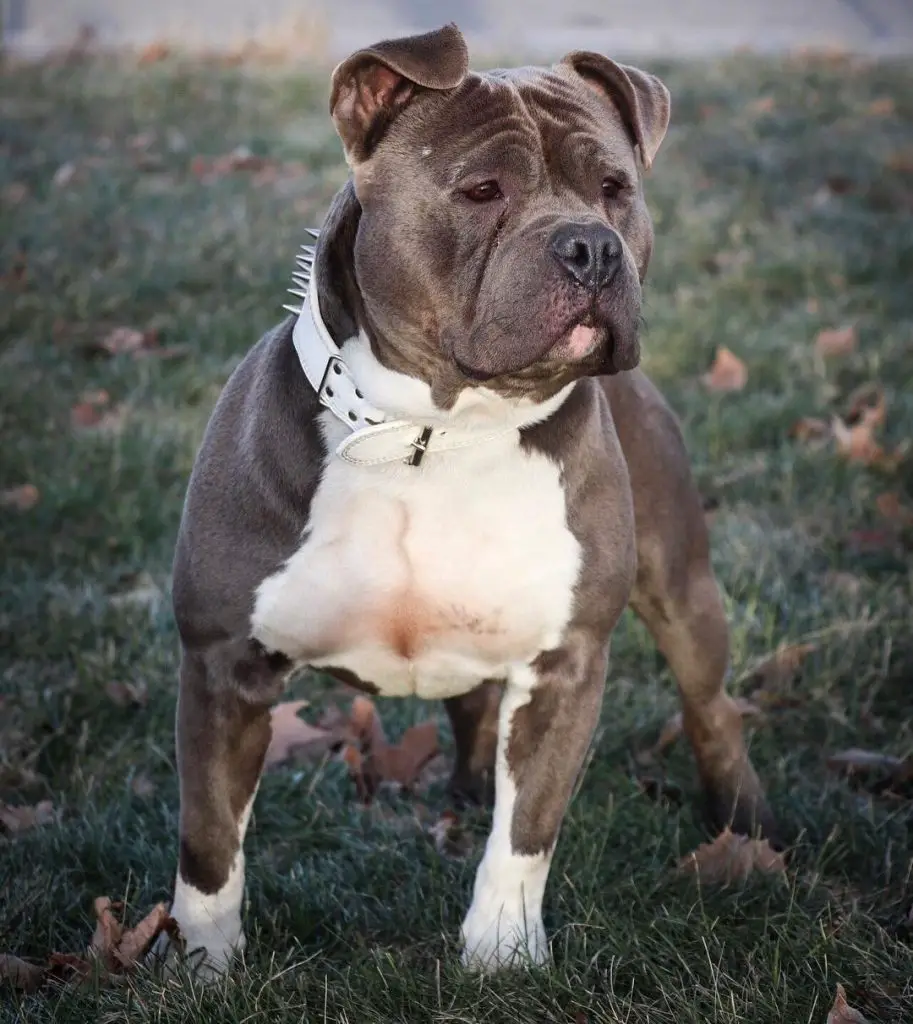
[330,23,469,164]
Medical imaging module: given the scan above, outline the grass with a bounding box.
[1,46,913,1024]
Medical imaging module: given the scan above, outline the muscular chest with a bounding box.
[250,422,581,699]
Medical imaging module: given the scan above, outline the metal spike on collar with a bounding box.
[282,229,320,314]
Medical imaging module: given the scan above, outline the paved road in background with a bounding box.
[5,0,913,59]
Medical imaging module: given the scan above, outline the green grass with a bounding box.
[2,48,913,1023]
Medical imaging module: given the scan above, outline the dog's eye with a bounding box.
[602,177,626,200]
[463,180,503,203]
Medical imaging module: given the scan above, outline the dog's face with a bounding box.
[329,24,670,400]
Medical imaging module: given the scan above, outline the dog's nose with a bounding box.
[550,222,623,290]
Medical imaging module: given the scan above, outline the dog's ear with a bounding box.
[561,52,670,170]
[330,23,469,164]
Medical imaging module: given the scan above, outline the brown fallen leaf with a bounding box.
[114,902,170,966]
[105,680,149,708]
[138,41,170,65]
[130,773,156,798]
[109,571,162,610]
[370,720,439,788]
[427,810,473,858]
[832,386,887,465]
[748,642,817,690]
[99,326,146,356]
[0,483,39,511]
[827,983,869,1023]
[264,700,333,769]
[678,827,786,885]
[639,697,761,763]
[90,897,124,970]
[0,800,55,835]
[749,95,776,114]
[2,182,29,205]
[702,347,748,392]
[866,96,895,116]
[47,951,93,983]
[0,953,45,992]
[875,491,913,526]
[791,416,832,447]
[815,325,857,358]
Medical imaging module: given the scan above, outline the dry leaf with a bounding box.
[791,417,832,446]
[138,41,170,65]
[815,325,857,358]
[0,954,45,992]
[105,680,149,708]
[702,347,748,392]
[2,182,29,205]
[749,96,776,113]
[827,748,903,773]
[749,642,817,689]
[52,161,77,188]
[371,720,439,788]
[114,903,170,966]
[0,483,39,511]
[875,491,913,526]
[264,700,332,768]
[109,571,162,610]
[866,96,895,116]
[99,326,145,356]
[640,697,761,763]
[827,983,869,1023]
[678,827,786,885]
[428,810,473,858]
[0,800,55,835]
[130,773,156,798]
[832,386,886,465]
[90,897,124,969]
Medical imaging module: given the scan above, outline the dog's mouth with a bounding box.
[544,316,607,364]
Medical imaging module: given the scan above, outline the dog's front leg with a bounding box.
[460,636,608,971]
[159,641,279,978]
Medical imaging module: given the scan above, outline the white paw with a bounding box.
[149,866,246,982]
[460,900,549,971]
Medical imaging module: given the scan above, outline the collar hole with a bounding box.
[325,386,334,397]
[348,411,357,421]
[355,389,364,399]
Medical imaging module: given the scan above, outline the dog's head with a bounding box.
[325,22,669,404]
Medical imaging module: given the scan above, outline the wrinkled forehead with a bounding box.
[381,66,637,181]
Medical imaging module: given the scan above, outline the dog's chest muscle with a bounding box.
[250,431,580,698]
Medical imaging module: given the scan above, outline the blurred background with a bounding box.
[5,0,913,60]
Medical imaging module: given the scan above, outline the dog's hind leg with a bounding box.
[158,640,284,977]
[445,680,502,807]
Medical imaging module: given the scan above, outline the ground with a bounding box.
[1,49,912,1024]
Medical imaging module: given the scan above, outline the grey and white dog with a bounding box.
[159,22,778,976]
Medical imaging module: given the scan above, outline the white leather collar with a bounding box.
[286,241,568,468]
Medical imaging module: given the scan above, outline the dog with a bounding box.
[159,22,778,976]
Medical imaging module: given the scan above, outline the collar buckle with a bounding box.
[317,354,345,409]
[405,426,434,467]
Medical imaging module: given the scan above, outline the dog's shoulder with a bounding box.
[172,318,327,647]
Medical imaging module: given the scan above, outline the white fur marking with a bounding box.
[250,339,581,701]
[165,791,257,979]
[461,673,552,969]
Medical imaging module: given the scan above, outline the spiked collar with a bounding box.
[284,232,570,468]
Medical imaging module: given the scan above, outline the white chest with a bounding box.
[250,415,581,699]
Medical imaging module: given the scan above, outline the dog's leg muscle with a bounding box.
[460,640,607,970]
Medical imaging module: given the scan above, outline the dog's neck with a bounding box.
[290,257,573,468]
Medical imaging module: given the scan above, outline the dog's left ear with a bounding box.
[330,23,469,164]
[561,52,670,170]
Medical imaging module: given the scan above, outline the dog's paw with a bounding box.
[459,903,549,972]
[147,888,245,983]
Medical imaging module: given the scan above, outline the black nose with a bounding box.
[550,222,623,290]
